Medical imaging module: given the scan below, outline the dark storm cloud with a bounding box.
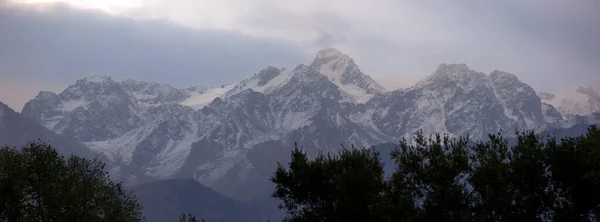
[0,2,309,89]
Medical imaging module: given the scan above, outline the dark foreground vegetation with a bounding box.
[271,125,600,221]
[2,125,600,221]
[0,141,143,221]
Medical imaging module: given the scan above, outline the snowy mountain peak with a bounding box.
[310,48,356,84]
[63,75,124,100]
[290,64,310,76]
[224,66,291,97]
[19,61,600,202]
[315,47,346,60]
[490,70,520,83]
[420,63,485,89]
[255,66,281,86]
[36,91,60,100]
[180,84,234,110]
[309,48,385,103]
[120,79,187,105]
[120,79,169,89]
[436,63,471,73]
[81,75,114,83]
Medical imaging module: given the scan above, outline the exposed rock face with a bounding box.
[19,49,599,201]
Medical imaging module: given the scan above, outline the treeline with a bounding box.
[2,126,600,221]
[271,125,600,221]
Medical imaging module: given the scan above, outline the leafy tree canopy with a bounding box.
[0,141,144,222]
[272,125,600,222]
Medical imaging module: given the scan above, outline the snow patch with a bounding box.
[84,125,157,164]
[228,69,294,96]
[256,69,293,94]
[43,117,62,131]
[146,118,200,178]
[61,99,90,111]
[543,91,592,116]
[315,48,344,60]
[195,150,247,186]
[490,82,519,122]
[315,56,350,85]
[349,109,386,136]
[281,111,312,131]
[131,92,157,101]
[311,49,383,103]
[339,84,374,104]
[180,85,234,110]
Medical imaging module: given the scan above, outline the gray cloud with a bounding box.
[0,2,310,93]
[1,0,599,110]
[132,0,600,92]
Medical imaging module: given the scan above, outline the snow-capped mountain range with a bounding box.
[18,48,600,201]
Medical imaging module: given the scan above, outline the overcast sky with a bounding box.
[1,0,599,111]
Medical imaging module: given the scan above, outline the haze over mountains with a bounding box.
[2,48,600,204]
[538,81,600,117]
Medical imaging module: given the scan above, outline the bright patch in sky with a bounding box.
[15,0,143,13]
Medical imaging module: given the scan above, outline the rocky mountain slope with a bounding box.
[19,48,600,201]
[365,64,549,139]
[0,101,101,160]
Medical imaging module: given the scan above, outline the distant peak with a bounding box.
[294,64,310,72]
[255,66,281,86]
[315,48,347,60]
[121,79,144,84]
[436,63,471,73]
[186,85,209,92]
[37,91,58,98]
[420,63,485,86]
[310,48,355,76]
[490,70,519,82]
[32,91,60,102]
[81,75,113,83]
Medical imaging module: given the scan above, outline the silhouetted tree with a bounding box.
[177,213,205,222]
[389,131,472,221]
[272,125,600,221]
[0,141,144,221]
[271,143,386,222]
[548,125,600,221]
